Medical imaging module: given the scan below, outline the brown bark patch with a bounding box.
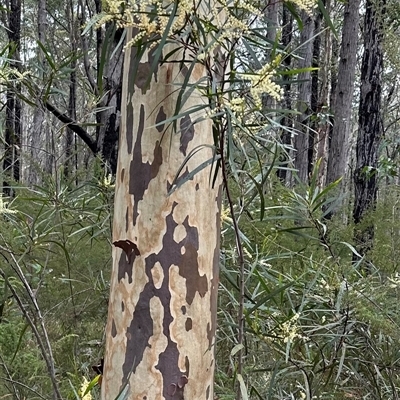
[179,115,194,155]
[130,105,163,224]
[156,106,167,132]
[111,319,117,337]
[185,318,192,331]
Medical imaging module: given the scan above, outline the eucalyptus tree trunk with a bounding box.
[325,0,361,205]
[315,0,332,187]
[65,0,78,179]
[293,10,315,184]
[95,24,123,175]
[263,0,279,112]
[309,8,323,178]
[3,0,22,196]
[28,0,47,186]
[353,0,385,260]
[277,5,293,183]
[101,25,222,400]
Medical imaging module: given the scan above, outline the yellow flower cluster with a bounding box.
[241,56,283,109]
[281,313,301,344]
[227,97,245,114]
[100,173,115,189]
[284,0,317,14]
[79,377,92,400]
[101,0,193,44]
[0,195,17,215]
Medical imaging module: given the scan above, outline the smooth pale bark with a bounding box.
[325,0,361,188]
[293,10,315,184]
[353,0,385,259]
[101,26,222,400]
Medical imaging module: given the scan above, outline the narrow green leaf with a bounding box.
[237,374,249,400]
[144,2,178,90]
[10,323,29,363]
[37,41,56,70]
[318,0,338,39]
[230,343,244,357]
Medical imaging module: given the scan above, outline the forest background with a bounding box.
[1,0,400,399]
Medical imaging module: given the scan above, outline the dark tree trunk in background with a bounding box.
[315,0,332,187]
[28,0,47,186]
[277,5,293,183]
[293,10,315,184]
[95,24,123,175]
[3,0,22,196]
[353,0,385,261]
[263,0,279,113]
[325,0,361,215]
[43,1,123,176]
[65,0,78,179]
[309,8,323,178]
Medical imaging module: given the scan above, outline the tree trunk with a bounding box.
[101,27,222,400]
[309,8,323,178]
[28,0,47,186]
[65,0,77,179]
[3,0,22,196]
[263,0,280,113]
[293,10,315,184]
[353,0,385,260]
[277,5,293,184]
[325,0,361,205]
[95,24,124,175]
[315,0,332,187]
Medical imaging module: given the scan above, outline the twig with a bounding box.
[219,119,246,400]
[0,248,62,400]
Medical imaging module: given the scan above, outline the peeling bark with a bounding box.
[101,26,222,400]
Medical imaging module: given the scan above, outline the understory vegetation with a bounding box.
[1,160,400,399]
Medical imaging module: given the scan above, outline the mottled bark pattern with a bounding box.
[353,0,385,256]
[101,27,222,400]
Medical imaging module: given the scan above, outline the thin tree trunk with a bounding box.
[101,26,222,400]
[3,0,22,196]
[325,0,361,193]
[309,8,323,178]
[315,0,331,187]
[95,24,124,175]
[353,0,385,261]
[28,0,47,186]
[277,5,293,184]
[263,0,279,112]
[65,0,77,179]
[293,10,315,184]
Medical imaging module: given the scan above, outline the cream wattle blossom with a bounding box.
[240,56,284,109]
[0,195,17,215]
[284,0,317,14]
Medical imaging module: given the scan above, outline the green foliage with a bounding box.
[216,163,400,399]
[0,170,113,399]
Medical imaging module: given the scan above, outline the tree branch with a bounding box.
[45,101,97,154]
